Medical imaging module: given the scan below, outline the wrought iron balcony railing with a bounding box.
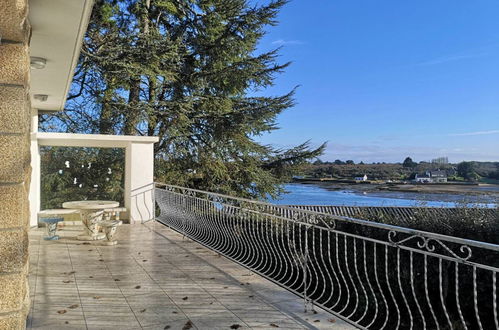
[154,183,499,330]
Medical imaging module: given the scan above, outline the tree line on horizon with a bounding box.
[309,157,499,182]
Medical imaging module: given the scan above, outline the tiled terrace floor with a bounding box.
[28,222,354,330]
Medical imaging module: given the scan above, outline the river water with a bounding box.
[270,183,497,207]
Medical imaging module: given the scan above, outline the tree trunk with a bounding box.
[99,75,114,134]
[124,0,151,136]
[125,77,140,135]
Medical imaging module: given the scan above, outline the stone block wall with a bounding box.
[0,0,31,328]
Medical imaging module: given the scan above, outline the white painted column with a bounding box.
[125,142,155,223]
[29,109,40,227]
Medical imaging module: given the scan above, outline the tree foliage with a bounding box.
[40,147,124,209]
[40,0,324,199]
[402,156,416,168]
[457,161,479,181]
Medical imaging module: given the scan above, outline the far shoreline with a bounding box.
[290,180,499,199]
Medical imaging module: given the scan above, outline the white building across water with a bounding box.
[415,170,448,183]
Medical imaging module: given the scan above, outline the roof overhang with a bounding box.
[29,0,94,112]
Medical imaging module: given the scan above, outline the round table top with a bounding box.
[62,200,120,210]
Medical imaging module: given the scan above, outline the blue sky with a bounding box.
[255,1,499,163]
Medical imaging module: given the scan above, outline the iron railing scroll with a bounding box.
[154,183,499,330]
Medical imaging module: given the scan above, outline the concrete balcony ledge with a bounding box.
[36,132,159,148]
[28,222,354,329]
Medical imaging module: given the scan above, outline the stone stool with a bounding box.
[39,218,64,240]
[99,220,123,245]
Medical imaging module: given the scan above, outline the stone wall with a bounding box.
[0,0,31,328]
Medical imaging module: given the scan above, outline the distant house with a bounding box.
[355,174,368,181]
[415,170,447,183]
[415,173,431,183]
[430,170,447,182]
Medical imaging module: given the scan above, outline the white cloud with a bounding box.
[449,130,499,136]
[271,39,304,46]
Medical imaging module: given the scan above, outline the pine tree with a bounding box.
[40,0,325,199]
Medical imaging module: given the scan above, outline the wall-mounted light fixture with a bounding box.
[30,57,47,69]
[33,94,48,102]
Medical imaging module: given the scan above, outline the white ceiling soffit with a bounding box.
[29,0,93,112]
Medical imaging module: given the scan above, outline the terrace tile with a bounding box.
[28,223,354,329]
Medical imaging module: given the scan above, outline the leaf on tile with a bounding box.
[62,280,72,284]
[172,311,178,314]
[157,255,162,257]
[99,259,104,262]
[223,286,228,289]
[328,318,336,323]
[68,271,76,275]
[182,320,193,330]
[182,296,188,300]
[312,310,318,314]
[93,296,101,299]
[143,260,148,262]
[114,279,120,281]
[164,326,171,330]
[230,324,241,329]
[65,321,69,324]
[248,295,254,298]
[313,320,320,322]
[89,276,93,279]
[135,285,141,289]
[68,304,79,309]
[82,242,91,245]
[270,323,279,328]
[57,310,67,314]
[140,309,146,313]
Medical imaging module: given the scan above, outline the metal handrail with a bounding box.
[154,183,499,330]
[154,182,499,252]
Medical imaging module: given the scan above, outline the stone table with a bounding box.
[62,200,119,241]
